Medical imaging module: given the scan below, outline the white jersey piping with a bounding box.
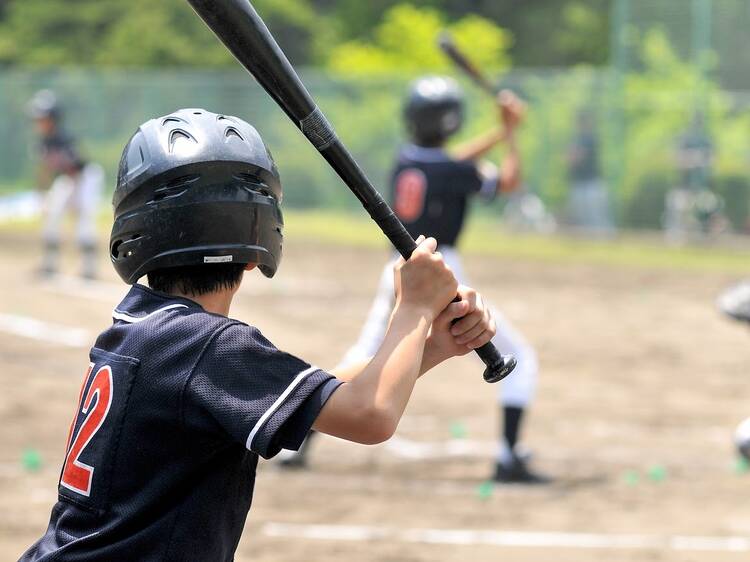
[246,365,320,451]
[112,303,189,323]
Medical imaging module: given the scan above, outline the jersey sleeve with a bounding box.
[184,323,342,459]
[455,160,499,201]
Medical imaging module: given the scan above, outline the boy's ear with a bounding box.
[244,263,257,272]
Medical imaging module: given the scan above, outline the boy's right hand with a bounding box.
[394,236,458,321]
[497,89,525,131]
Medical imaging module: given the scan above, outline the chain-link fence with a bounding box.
[2,1,750,233]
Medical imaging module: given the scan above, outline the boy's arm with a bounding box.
[498,132,521,193]
[451,90,524,194]
[332,284,495,382]
[315,303,432,444]
[318,285,495,444]
[313,237,457,445]
[451,126,507,162]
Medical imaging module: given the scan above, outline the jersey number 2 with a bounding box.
[60,363,114,497]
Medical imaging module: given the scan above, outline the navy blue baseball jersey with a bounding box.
[39,130,85,175]
[390,144,498,247]
[21,284,341,562]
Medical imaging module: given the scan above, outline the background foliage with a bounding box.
[1,0,749,231]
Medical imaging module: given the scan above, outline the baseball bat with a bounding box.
[438,33,497,98]
[186,0,516,384]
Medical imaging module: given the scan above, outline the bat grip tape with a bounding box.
[368,200,417,259]
[300,106,337,151]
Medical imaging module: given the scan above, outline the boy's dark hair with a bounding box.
[147,263,246,296]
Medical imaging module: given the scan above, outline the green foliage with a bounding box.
[327,4,511,77]
[0,0,611,69]
[555,2,610,65]
[0,0,323,67]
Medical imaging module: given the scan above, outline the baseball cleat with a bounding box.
[493,454,552,485]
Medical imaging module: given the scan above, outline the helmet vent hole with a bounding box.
[150,175,200,203]
[233,172,274,199]
[168,129,197,153]
[111,240,123,259]
[225,127,244,141]
[234,172,262,184]
[162,116,186,126]
[165,174,201,188]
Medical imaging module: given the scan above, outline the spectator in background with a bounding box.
[565,110,613,236]
[28,90,103,279]
[664,111,724,242]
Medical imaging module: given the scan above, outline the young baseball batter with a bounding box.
[284,76,548,483]
[20,108,497,561]
[28,90,104,279]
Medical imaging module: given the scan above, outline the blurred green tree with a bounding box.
[327,4,512,76]
[0,0,324,67]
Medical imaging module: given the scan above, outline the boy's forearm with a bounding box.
[499,135,521,192]
[316,304,431,442]
[346,304,430,415]
[451,127,506,162]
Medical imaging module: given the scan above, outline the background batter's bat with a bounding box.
[438,32,497,98]
[186,0,516,383]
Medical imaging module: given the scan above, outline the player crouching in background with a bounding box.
[28,90,104,279]
[19,108,497,561]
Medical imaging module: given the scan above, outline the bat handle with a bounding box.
[371,200,517,384]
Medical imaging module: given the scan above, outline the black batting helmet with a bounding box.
[28,89,62,121]
[403,76,464,146]
[110,108,284,284]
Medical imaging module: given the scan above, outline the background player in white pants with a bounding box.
[28,89,103,279]
[285,76,548,483]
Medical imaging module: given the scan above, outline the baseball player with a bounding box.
[664,112,722,242]
[20,108,497,561]
[28,90,104,279]
[284,77,548,484]
[566,110,613,235]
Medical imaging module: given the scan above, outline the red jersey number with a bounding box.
[60,364,114,497]
[394,168,427,222]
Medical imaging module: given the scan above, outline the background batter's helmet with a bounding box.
[403,76,464,146]
[27,89,62,121]
[110,108,283,284]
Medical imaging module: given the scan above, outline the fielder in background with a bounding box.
[566,110,613,236]
[28,89,104,279]
[285,76,549,484]
[663,112,724,243]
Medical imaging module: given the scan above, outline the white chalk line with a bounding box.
[262,522,750,553]
[0,313,90,348]
[38,274,125,304]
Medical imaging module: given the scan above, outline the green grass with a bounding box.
[284,210,750,273]
[2,208,749,273]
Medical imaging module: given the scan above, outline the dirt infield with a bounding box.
[1,228,749,561]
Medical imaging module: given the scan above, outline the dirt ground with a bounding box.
[1,228,749,562]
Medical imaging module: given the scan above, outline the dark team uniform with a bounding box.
[39,130,85,176]
[390,144,497,247]
[21,285,341,562]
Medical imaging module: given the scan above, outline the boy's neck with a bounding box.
[168,287,237,317]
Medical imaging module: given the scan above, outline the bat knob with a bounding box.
[483,354,517,384]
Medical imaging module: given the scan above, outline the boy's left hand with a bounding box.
[421,285,496,373]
